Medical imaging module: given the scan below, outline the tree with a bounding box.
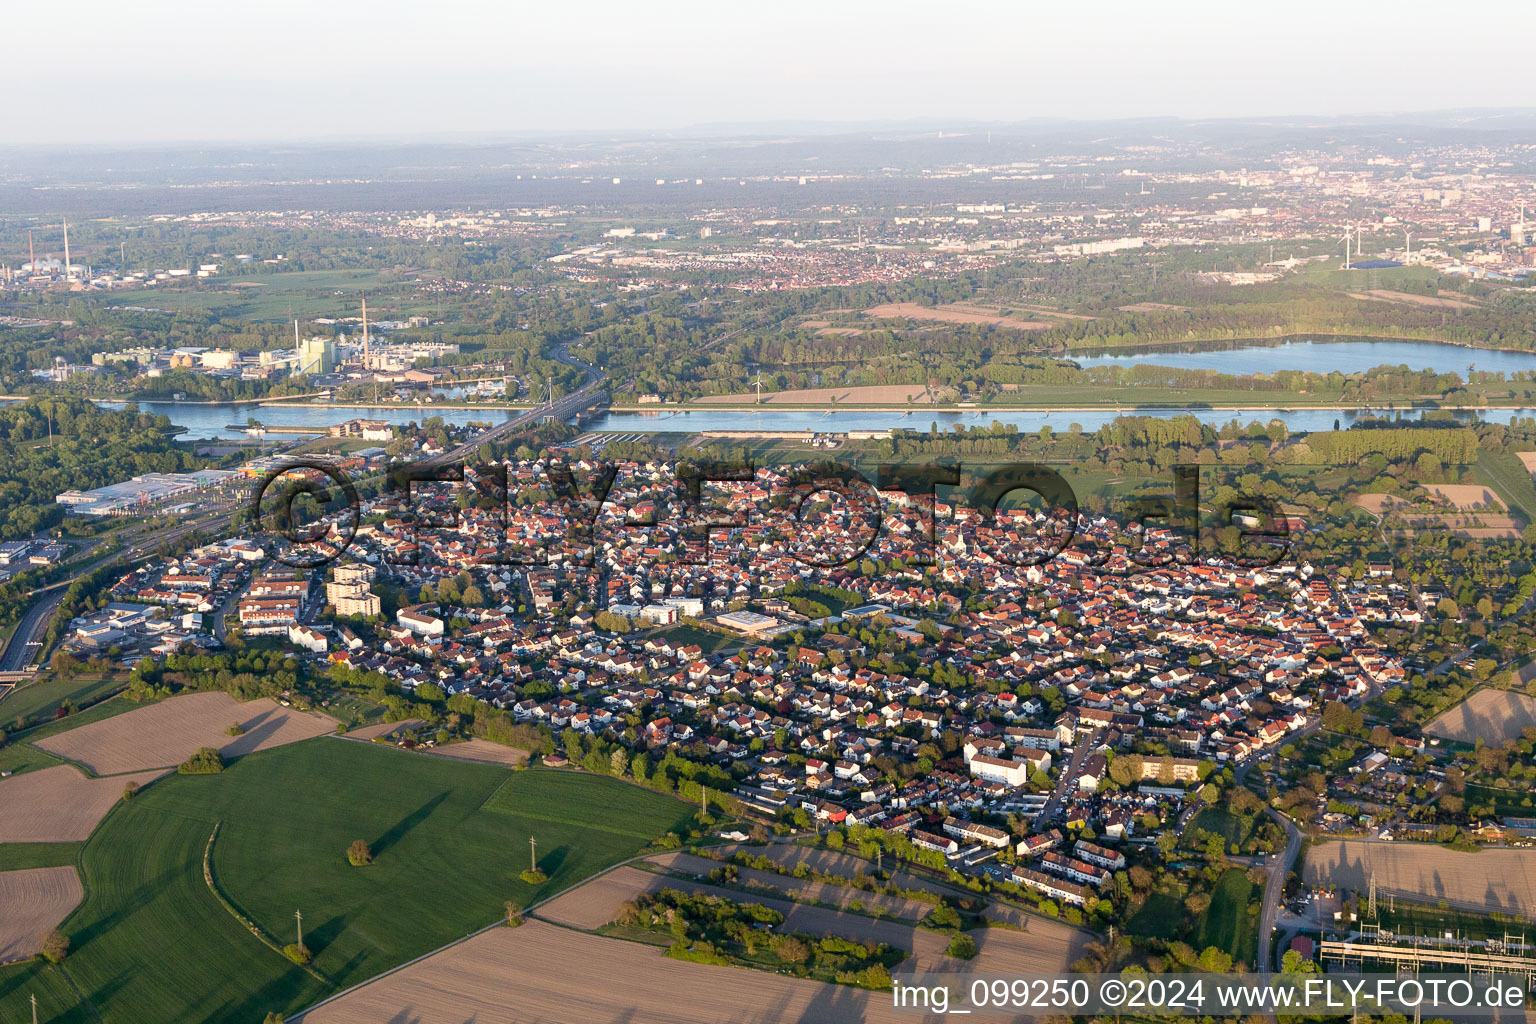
[773,934,810,963]
[946,934,978,959]
[41,929,69,963]
[347,839,373,866]
[505,900,525,927]
[178,747,224,775]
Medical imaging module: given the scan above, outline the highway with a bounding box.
[423,341,606,469]
[0,588,65,671]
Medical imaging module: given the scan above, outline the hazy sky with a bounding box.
[10,0,1533,144]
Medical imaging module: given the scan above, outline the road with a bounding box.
[1040,729,1100,822]
[1254,805,1301,974]
[0,588,66,671]
[1233,719,1318,979]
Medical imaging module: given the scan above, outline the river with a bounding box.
[98,338,1536,440]
[97,398,1536,441]
[1070,338,1536,376]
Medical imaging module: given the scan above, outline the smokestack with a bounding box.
[294,319,300,348]
[28,230,34,271]
[62,217,71,283]
[361,294,370,358]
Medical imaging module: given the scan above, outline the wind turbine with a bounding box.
[754,371,764,405]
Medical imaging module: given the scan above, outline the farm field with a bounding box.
[0,698,141,778]
[1476,451,1536,522]
[536,864,948,965]
[862,301,1052,330]
[0,765,166,842]
[0,866,83,961]
[0,740,695,1024]
[100,270,390,320]
[296,918,896,1024]
[1425,689,1536,744]
[1424,483,1503,509]
[0,961,91,1024]
[423,737,530,767]
[33,691,335,775]
[0,842,83,870]
[646,850,935,921]
[692,384,935,405]
[0,672,124,729]
[1305,840,1536,916]
[342,717,423,741]
[751,843,952,901]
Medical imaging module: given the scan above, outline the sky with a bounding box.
[10,0,1535,144]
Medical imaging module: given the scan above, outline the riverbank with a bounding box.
[618,400,1536,414]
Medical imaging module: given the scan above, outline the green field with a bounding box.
[0,696,140,777]
[100,270,392,320]
[0,673,125,731]
[0,738,695,1024]
[1475,450,1536,523]
[1196,867,1259,964]
[0,961,92,1024]
[0,842,81,870]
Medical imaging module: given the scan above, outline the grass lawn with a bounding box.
[322,692,387,727]
[648,623,739,655]
[9,738,695,1024]
[1196,867,1259,965]
[1127,879,1187,940]
[0,672,125,731]
[1464,781,1536,816]
[0,961,93,1024]
[0,842,82,870]
[1185,808,1253,851]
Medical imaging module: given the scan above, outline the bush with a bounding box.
[122,781,140,801]
[225,723,246,737]
[945,934,978,960]
[924,903,962,931]
[178,747,224,775]
[347,839,373,866]
[505,900,525,927]
[282,942,311,965]
[519,868,548,884]
[40,929,69,963]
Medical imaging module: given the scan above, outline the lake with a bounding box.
[1070,338,1536,377]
